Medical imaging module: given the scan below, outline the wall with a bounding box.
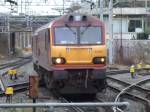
[0,33,8,56]
[15,31,32,49]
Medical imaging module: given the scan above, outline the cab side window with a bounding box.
[45,30,50,50]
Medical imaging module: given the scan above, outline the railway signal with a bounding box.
[29,75,39,112]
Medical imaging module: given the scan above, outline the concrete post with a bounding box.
[48,106,54,112]
[108,0,113,64]
[7,15,11,55]
[100,0,103,21]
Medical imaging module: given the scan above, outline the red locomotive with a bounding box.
[32,13,107,95]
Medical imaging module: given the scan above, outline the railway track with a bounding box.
[0,56,32,69]
[50,89,101,112]
[0,82,29,96]
[106,68,150,76]
[95,97,113,112]
[0,56,32,96]
[0,59,149,112]
[51,88,116,112]
[0,56,32,76]
[106,76,150,112]
[106,69,129,75]
[50,90,87,112]
[60,98,93,112]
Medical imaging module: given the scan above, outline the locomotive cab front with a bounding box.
[50,14,107,93]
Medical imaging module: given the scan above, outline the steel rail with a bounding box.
[51,89,88,112]
[106,68,150,76]
[106,69,129,75]
[95,97,114,112]
[60,98,86,112]
[0,81,29,96]
[52,89,112,112]
[1,58,32,76]
[107,77,150,100]
[107,76,150,93]
[106,76,150,112]
[0,56,32,69]
[0,57,32,96]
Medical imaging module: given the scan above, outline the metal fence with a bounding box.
[0,102,130,112]
[113,39,150,65]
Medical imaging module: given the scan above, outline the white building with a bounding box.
[78,0,150,40]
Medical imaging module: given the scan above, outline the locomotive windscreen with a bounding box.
[54,26,102,45]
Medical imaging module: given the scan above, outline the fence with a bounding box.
[113,39,150,65]
[0,102,130,112]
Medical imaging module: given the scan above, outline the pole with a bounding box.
[21,0,22,13]
[100,0,103,21]
[109,0,113,64]
[7,15,11,56]
[33,98,36,112]
[120,8,123,63]
[63,0,64,14]
[0,102,130,108]
[145,0,148,12]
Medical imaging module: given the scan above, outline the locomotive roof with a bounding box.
[34,14,104,35]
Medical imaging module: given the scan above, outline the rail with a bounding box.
[107,77,150,112]
[0,102,130,112]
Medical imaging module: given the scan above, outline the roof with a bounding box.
[34,13,104,35]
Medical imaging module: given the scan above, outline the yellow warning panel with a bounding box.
[8,70,13,75]
[12,69,17,75]
[5,87,14,95]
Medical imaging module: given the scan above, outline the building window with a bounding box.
[128,20,142,32]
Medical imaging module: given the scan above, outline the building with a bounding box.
[79,0,150,40]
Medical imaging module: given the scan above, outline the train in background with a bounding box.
[32,13,107,95]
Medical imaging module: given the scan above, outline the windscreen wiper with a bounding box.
[65,24,76,35]
[80,24,91,35]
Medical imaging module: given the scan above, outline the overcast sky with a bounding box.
[0,0,82,15]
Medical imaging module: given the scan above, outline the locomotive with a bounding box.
[32,13,107,95]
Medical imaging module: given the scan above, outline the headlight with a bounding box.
[52,57,66,64]
[100,58,105,62]
[93,57,106,64]
[55,58,61,64]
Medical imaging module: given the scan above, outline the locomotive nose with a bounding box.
[65,47,93,64]
[51,46,107,65]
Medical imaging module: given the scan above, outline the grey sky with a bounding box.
[0,0,82,15]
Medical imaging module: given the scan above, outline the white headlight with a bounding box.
[101,58,105,62]
[56,58,61,64]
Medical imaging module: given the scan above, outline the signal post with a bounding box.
[29,75,39,112]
